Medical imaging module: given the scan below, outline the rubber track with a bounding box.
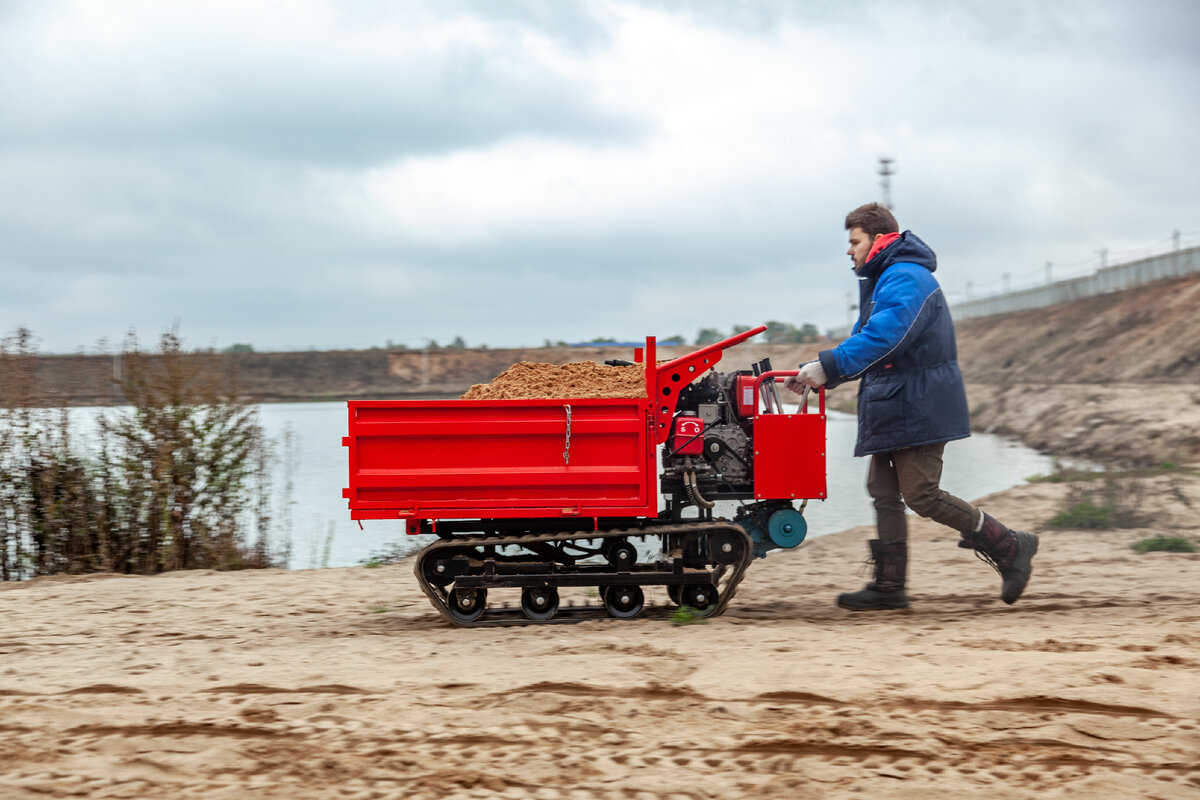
[413,521,754,628]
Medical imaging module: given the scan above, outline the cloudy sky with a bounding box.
[2,0,1197,353]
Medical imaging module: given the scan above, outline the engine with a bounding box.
[660,366,759,511]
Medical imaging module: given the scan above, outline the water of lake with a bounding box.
[253,401,1058,569]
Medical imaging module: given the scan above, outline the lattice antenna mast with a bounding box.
[877,157,895,210]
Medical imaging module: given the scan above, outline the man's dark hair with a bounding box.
[845,203,899,236]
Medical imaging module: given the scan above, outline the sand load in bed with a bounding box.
[460,361,647,400]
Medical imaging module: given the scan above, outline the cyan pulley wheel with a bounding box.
[767,508,807,549]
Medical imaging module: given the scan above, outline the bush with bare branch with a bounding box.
[1,327,279,580]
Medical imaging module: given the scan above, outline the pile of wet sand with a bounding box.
[460,361,647,400]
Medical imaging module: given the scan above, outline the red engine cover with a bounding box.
[735,374,758,417]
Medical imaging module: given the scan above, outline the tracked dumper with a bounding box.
[343,326,826,626]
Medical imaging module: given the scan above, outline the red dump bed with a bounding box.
[343,328,826,527]
[344,396,656,522]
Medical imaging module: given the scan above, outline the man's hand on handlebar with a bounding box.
[784,361,827,394]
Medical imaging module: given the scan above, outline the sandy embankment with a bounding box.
[2,465,1198,799]
[967,382,1200,467]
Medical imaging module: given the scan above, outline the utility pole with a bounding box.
[1173,230,1181,251]
[1045,261,1053,284]
[112,353,122,404]
[877,157,895,210]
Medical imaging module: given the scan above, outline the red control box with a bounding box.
[671,415,705,455]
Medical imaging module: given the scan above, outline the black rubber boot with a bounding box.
[837,540,909,611]
[960,513,1039,604]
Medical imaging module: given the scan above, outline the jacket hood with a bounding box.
[857,230,937,280]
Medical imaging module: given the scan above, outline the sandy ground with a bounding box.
[2,470,1198,799]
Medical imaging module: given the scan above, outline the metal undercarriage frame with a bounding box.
[412,517,754,627]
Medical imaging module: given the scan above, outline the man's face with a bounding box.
[847,227,876,273]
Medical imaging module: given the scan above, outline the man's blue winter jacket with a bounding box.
[816,231,970,457]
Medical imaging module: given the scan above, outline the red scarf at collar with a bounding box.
[865,231,901,265]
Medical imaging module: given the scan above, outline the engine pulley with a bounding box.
[767,507,807,549]
[734,500,808,559]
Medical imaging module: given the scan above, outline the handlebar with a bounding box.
[752,370,825,415]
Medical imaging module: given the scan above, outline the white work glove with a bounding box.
[784,361,827,394]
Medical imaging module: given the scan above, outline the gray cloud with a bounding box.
[0,17,639,166]
[441,0,613,48]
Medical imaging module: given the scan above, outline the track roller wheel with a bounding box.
[423,558,454,588]
[605,539,638,571]
[520,586,559,621]
[448,587,487,623]
[681,583,719,613]
[708,529,743,565]
[603,585,644,619]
